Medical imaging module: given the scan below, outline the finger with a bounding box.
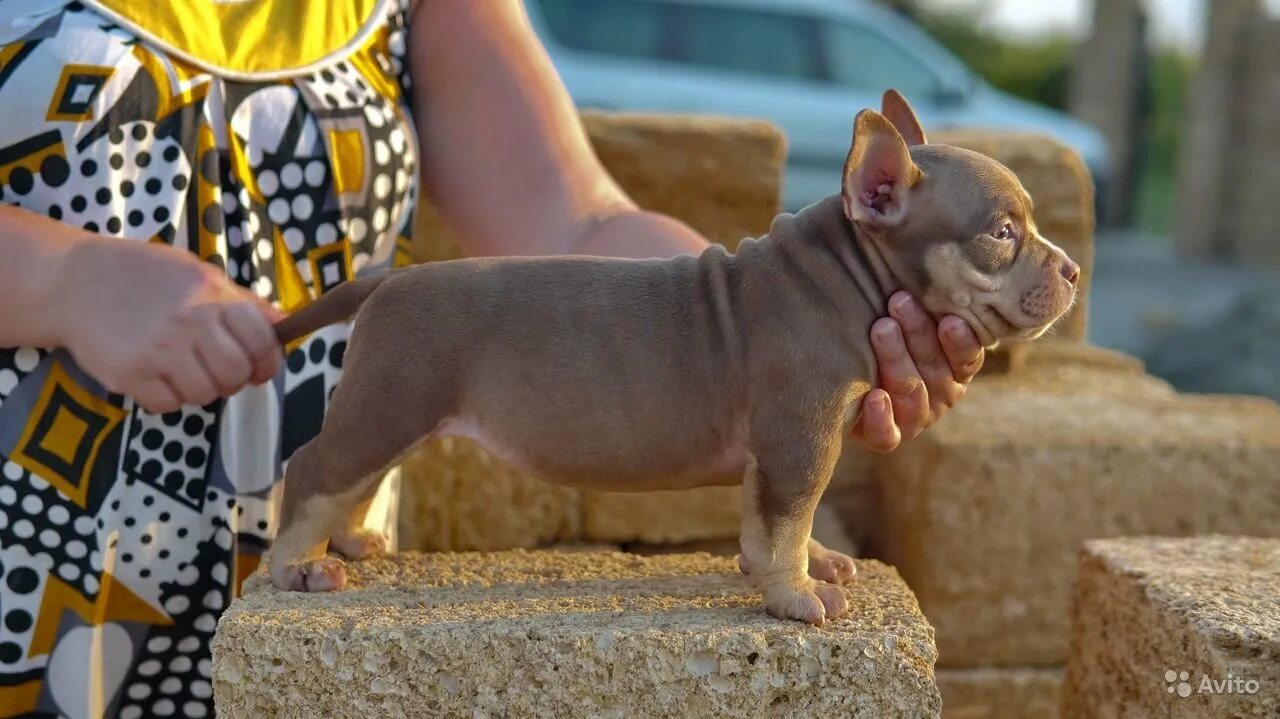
[888,292,951,391]
[223,303,283,385]
[161,351,220,408]
[938,315,985,384]
[857,389,901,453]
[130,378,182,414]
[871,317,929,440]
[195,320,254,395]
[256,297,286,323]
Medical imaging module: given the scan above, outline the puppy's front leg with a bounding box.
[739,443,851,626]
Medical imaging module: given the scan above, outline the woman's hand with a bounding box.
[50,238,283,413]
[850,292,984,452]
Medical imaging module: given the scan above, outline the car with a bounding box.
[524,0,1111,211]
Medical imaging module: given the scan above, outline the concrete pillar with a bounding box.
[1230,11,1280,266]
[1175,0,1258,259]
[1069,0,1148,228]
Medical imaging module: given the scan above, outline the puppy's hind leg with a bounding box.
[269,441,375,593]
[327,482,392,560]
[270,363,447,592]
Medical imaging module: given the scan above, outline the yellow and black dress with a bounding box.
[0,1,418,716]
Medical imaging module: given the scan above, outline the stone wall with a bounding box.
[410,112,786,263]
[867,355,1280,668]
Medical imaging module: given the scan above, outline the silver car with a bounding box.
[525,0,1111,210]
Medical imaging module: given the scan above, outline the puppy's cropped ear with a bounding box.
[842,109,922,229]
[881,89,927,146]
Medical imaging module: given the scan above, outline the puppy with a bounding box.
[267,91,1078,626]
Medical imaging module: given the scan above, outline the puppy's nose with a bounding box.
[1060,260,1080,285]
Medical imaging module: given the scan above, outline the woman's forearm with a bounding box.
[0,204,88,348]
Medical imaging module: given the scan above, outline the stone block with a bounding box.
[212,551,941,718]
[395,438,580,551]
[937,667,1063,719]
[1062,536,1280,718]
[868,355,1280,667]
[396,439,744,551]
[582,487,741,545]
[932,130,1094,342]
[411,112,785,263]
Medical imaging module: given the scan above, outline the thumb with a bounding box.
[256,297,286,324]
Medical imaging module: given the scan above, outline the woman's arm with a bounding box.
[0,206,79,349]
[405,0,983,449]
[408,0,702,258]
[0,204,281,412]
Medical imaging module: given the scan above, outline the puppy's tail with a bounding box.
[273,274,391,345]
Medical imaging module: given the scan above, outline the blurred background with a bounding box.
[521,0,1280,403]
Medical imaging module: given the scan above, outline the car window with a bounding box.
[670,4,823,82]
[823,22,941,98]
[534,0,664,61]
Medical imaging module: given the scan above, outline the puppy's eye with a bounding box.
[993,222,1016,242]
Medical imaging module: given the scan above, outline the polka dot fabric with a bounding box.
[0,0,418,716]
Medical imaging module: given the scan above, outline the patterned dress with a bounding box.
[0,1,418,716]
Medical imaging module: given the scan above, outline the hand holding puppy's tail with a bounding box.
[274,274,389,345]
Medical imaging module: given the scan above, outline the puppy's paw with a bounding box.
[329,528,388,560]
[807,540,857,585]
[762,579,853,626]
[812,581,851,620]
[274,557,348,592]
[765,585,826,626]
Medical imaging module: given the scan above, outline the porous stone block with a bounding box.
[937,667,1063,719]
[212,551,941,718]
[583,487,741,544]
[1063,536,1280,719]
[932,130,1095,341]
[412,112,785,263]
[396,438,743,551]
[396,438,581,551]
[869,355,1280,667]
[829,341,1154,555]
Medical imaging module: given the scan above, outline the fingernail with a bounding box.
[890,293,912,314]
[875,321,899,341]
[945,319,966,337]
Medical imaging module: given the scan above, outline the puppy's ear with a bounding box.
[881,89,927,146]
[842,109,922,229]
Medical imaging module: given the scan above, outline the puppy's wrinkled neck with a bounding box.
[817,197,905,315]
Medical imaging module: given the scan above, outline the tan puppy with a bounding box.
[267,91,1078,625]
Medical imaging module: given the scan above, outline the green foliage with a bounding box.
[911,5,1074,110]
[1134,50,1194,234]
